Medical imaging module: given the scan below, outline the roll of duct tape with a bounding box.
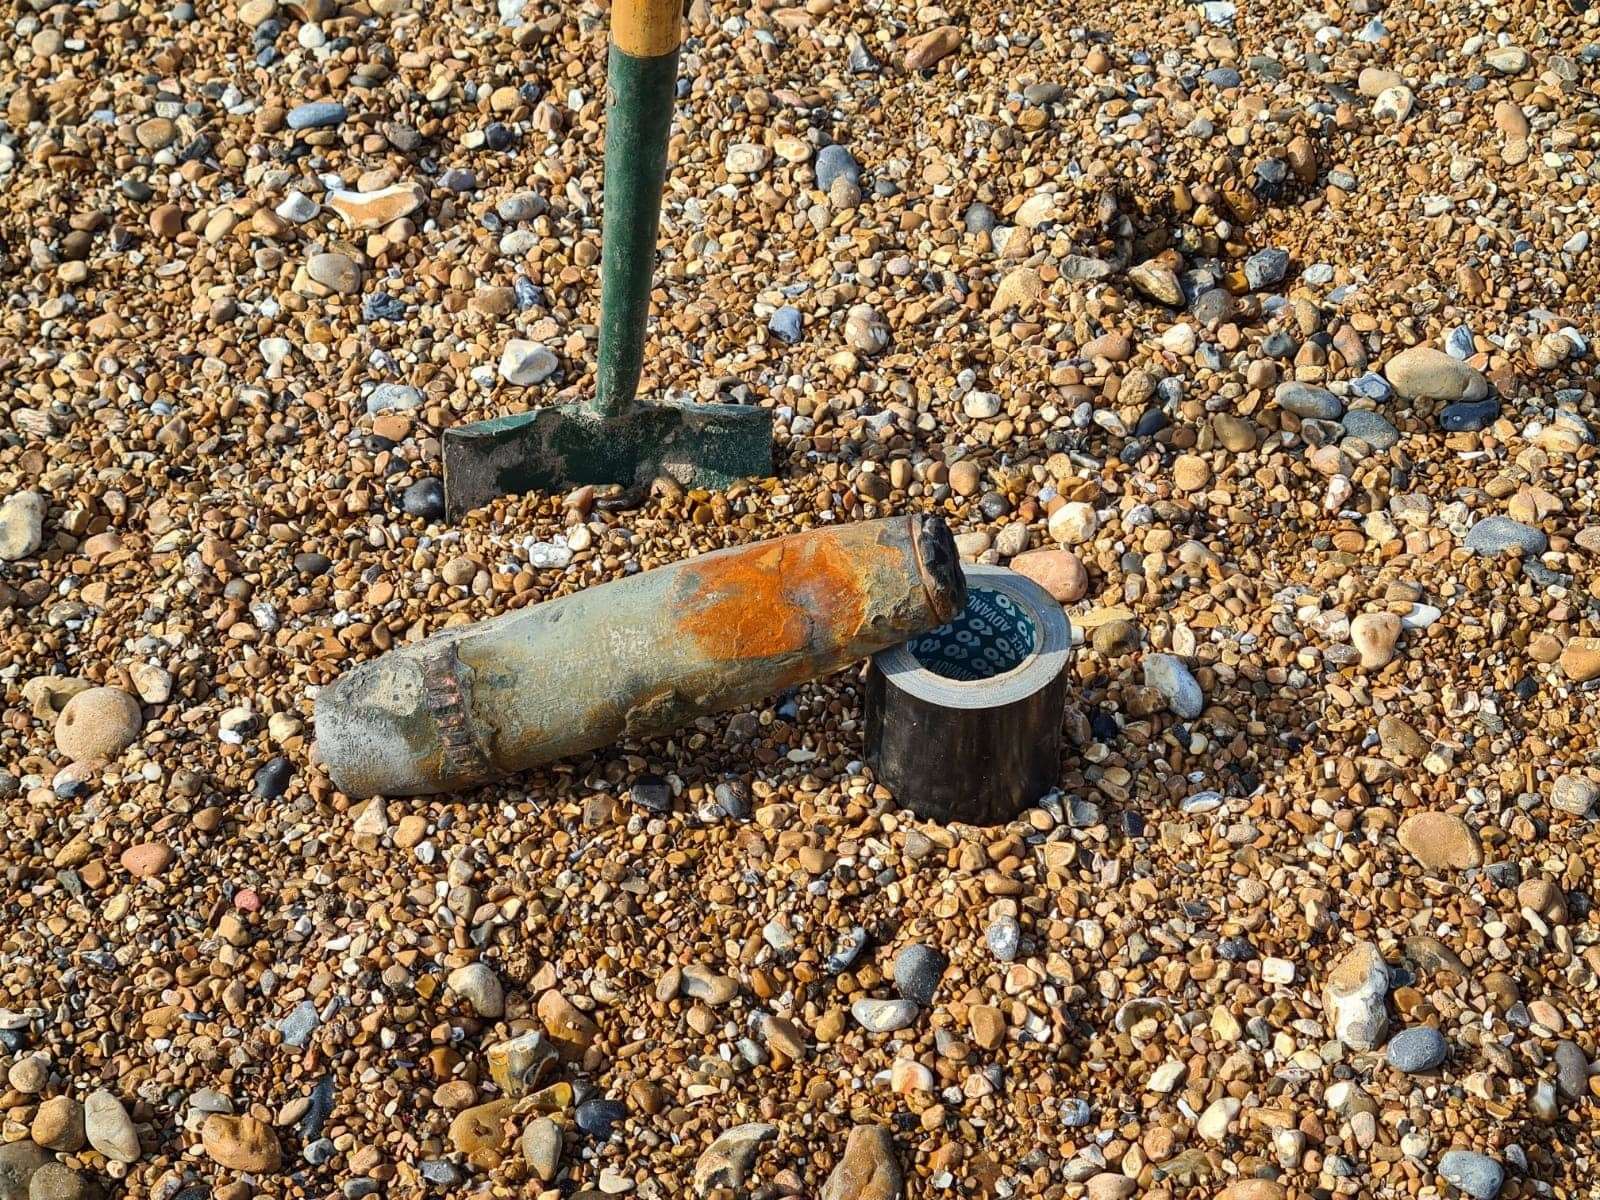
[864,563,1071,825]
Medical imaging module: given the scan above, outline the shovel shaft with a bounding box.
[593,0,684,420]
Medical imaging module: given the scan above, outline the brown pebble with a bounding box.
[120,842,175,878]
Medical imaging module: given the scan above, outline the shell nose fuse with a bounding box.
[314,515,965,799]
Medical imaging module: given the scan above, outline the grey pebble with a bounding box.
[768,306,803,344]
[299,1074,336,1140]
[1349,372,1393,401]
[1341,409,1399,450]
[629,775,672,813]
[363,292,408,323]
[851,997,919,1033]
[574,1098,625,1139]
[286,101,347,130]
[892,943,947,1006]
[1439,399,1500,432]
[1143,653,1204,719]
[253,756,292,799]
[1554,1040,1588,1100]
[279,999,320,1048]
[401,477,445,520]
[0,1021,26,1054]
[814,144,860,192]
[1523,560,1568,589]
[963,202,997,234]
[736,1037,767,1067]
[1385,1026,1447,1073]
[1463,516,1547,556]
[1261,330,1298,358]
[1437,1149,1504,1199]
[303,1137,335,1165]
[1062,254,1112,281]
[419,1161,459,1185]
[1244,247,1290,290]
[366,383,423,416]
[1191,287,1234,327]
[711,780,750,820]
[1059,1098,1093,1127]
[986,915,1020,962]
[825,925,869,974]
[847,38,879,73]
[496,191,547,223]
[1276,381,1343,420]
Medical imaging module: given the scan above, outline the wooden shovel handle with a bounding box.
[611,0,682,58]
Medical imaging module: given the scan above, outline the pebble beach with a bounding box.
[1,0,1598,1196]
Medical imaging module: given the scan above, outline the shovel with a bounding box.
[442,0,774,520]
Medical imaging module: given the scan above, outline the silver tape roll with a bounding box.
[864,564,1072,824]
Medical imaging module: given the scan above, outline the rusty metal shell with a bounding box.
[314,515,963,798]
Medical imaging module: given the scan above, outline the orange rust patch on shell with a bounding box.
[677,532,875,663]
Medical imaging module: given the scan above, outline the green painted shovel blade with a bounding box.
[442,400,774,521]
